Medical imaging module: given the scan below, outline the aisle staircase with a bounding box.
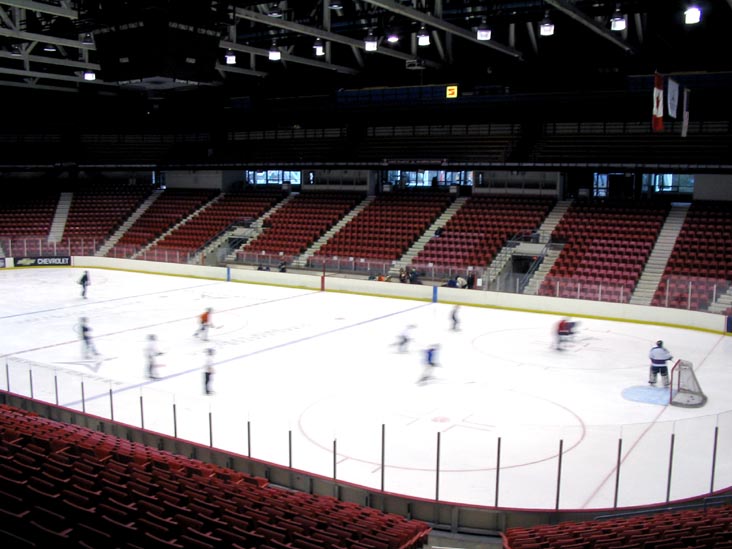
[97,189,163,257]
[537,199,572,243]
[519,199,572,295]
[224,193,296,263]
[132,193,223,260]
[47,192,72,243]
[388,196,469,277]
[291,195,375,268]
[709,288,732,315]
[630,204,689,306]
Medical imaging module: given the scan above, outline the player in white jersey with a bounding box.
[649,340,673,386]
[145,334,163,380]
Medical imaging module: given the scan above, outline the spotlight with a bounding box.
[539,12,554,37]
[266,4,283,18]
[476,18,492,41]
[268,43,281,61]
[684,5,701,24]
[313,38,325,56]
[610,7,626,31]
[417,25,430,46]
[364,30,378,52]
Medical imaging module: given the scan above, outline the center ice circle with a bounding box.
[298,381,586,472]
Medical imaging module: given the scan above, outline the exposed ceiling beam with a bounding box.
[0,79,78,92]
[0,6,16,29]
[361,0,523,60]
[221,39,361,75]
[215,63,268,78]
[234,7,442,70]
[0,0,77,19]
[0,28,94,50]
[0,65,101,84]
[0,50,99,70]
[544,0,636,54]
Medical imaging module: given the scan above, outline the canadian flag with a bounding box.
[652,72,664,132]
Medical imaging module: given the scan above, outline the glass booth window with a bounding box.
[246,170,301,186]
[386,170,472,187]
[642,174,694,194]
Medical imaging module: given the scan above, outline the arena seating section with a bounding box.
[0,191,59,257]
[539,203,669,302]
[145,189,285,261]
[313,190,453,263]
[412,196,555,271]
[652,201,732,313]
[109,189,219,259]
[502,505,732,549]
[61,187,151,256]
[0,403,431,549]
[240,191,365,258]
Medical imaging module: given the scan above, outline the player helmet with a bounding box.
[656,340,663,347]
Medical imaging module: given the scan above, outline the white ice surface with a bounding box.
[1,267,731,510]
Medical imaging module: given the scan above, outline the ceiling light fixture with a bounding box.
[476,18,492,41]
[82,70,96,81]
[268,42,281,61]
[364,30,378,52]
[224,49,236,64]
[610,6,626,31]
[684,5,701,24]
[329,0,343,9]
[386,30,399,43]
[539,12,555,37]
[417,25,430,46]
[10,44,22,56]
[267,3,283,18]
[43,43,57,52]
[81,33,94,45]
[313,38,325,56]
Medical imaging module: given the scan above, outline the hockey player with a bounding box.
[395,325,415,353]
[555,317,576,350]
[649,340,673,386]
[194,308,213,341]
[78,270,90,299]
[203,348,215,395]
[418,344,439,384]
[145,334,163,380]
[450,305,460,331]
[79,317,99,359]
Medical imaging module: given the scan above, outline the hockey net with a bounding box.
[669,359,707,408]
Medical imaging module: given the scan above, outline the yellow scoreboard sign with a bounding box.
[446,85,458,99]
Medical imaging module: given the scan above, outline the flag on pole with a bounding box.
[667,78,679,119]
[681,88,690,138]
[652,73,664,132]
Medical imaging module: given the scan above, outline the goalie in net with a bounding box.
[669,359,708,408]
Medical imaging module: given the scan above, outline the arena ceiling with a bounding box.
[1,0,732,119]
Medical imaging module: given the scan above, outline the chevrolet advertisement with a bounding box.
[14,256,71,267]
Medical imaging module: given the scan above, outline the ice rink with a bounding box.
[1,266,731,511]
